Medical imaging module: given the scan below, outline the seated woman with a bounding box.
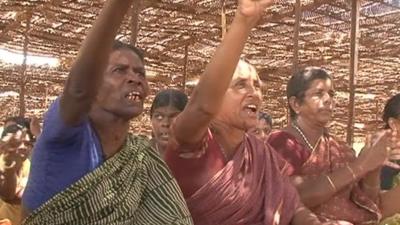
[165,1,341,224]
[267,67,400,224]
[378,94,400,225]
[22,0,192,224]
[0,117,39,225]
[381,94,400,190]
[150,89,188,157]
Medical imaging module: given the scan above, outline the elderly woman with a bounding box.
[381,94,400,190]
[267,67,400,225]
[164,0,342,224]
[378,94,400,225]
[22,0,192,224]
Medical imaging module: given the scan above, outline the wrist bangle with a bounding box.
[325,175,337,192]
[346,164,358,180]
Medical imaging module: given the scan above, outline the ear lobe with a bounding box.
[388,118,397,131]
[289,96,300,114]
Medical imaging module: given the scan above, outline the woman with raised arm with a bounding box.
[164,1,341,224]
[267,67,400,225]
[21,1,192,224]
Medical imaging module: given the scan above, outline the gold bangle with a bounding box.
[346,164,357,180]
[325,175,337,192]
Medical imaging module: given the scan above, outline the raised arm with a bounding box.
[61,0,134,125]
[173,0,273,146]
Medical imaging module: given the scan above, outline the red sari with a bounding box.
[268,130,381,225]
[165,129,300,225]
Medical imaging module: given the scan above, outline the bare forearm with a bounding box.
[296,161,367,208]
[360,168,381,201]
[0,170,18,202]
[174,14,255,144]
[192,15,254,115]
[380,185,400,218]
[62,0,134,124]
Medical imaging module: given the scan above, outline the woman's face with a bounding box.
[216,65,262,131]
[2,121,34,160]
[151,106,181,149]
[293,78,335,127]
[250,118,271,139]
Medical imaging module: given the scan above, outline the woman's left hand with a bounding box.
[385,129,400,169]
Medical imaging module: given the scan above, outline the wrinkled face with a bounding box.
[151,106,181,149]
[94,49,149,120]
[295,78,335,126]
[250,119,271,139]
[216,65,262,131]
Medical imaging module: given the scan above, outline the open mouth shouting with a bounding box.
[243,104,258,118]
[125,91,143,103]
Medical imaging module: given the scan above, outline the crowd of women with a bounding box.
[0,0,399,224]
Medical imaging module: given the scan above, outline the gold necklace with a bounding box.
[292,122,322,152]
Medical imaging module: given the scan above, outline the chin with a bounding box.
[120,108,143,120]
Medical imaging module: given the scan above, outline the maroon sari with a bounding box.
[165,130,300,225]
[268,130,381,225]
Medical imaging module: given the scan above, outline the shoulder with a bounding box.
[268,130,295,141]
[166,128,213,159]
[40,97,89,144]
[267,130,298,149]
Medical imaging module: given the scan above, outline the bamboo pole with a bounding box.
[346,0,360,145]
[130,0,142,45]
[293,0,301,74]
[221,0,227,39]
[182,44,189,93]
[19,12,32,117]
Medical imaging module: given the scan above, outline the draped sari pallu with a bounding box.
[268,131,381,225]
[166,132,300,225]
[23,135,193,225]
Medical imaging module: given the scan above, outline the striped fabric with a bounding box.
[23,135,193,225]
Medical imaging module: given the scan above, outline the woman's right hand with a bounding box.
[356,130,396,173]
[236,0,274,25]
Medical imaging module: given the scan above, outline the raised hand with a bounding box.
[357,130,391,173]
[237,0,274,23]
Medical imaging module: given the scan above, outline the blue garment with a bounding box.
[380,165,400,190]
[23,98,104,211]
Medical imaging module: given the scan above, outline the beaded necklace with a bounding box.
[292,122,322,152]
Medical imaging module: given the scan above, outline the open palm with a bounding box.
[238,0,274,18]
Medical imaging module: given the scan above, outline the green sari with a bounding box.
[23,135,193,225]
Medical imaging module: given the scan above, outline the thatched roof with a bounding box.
[0,0,399,141]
